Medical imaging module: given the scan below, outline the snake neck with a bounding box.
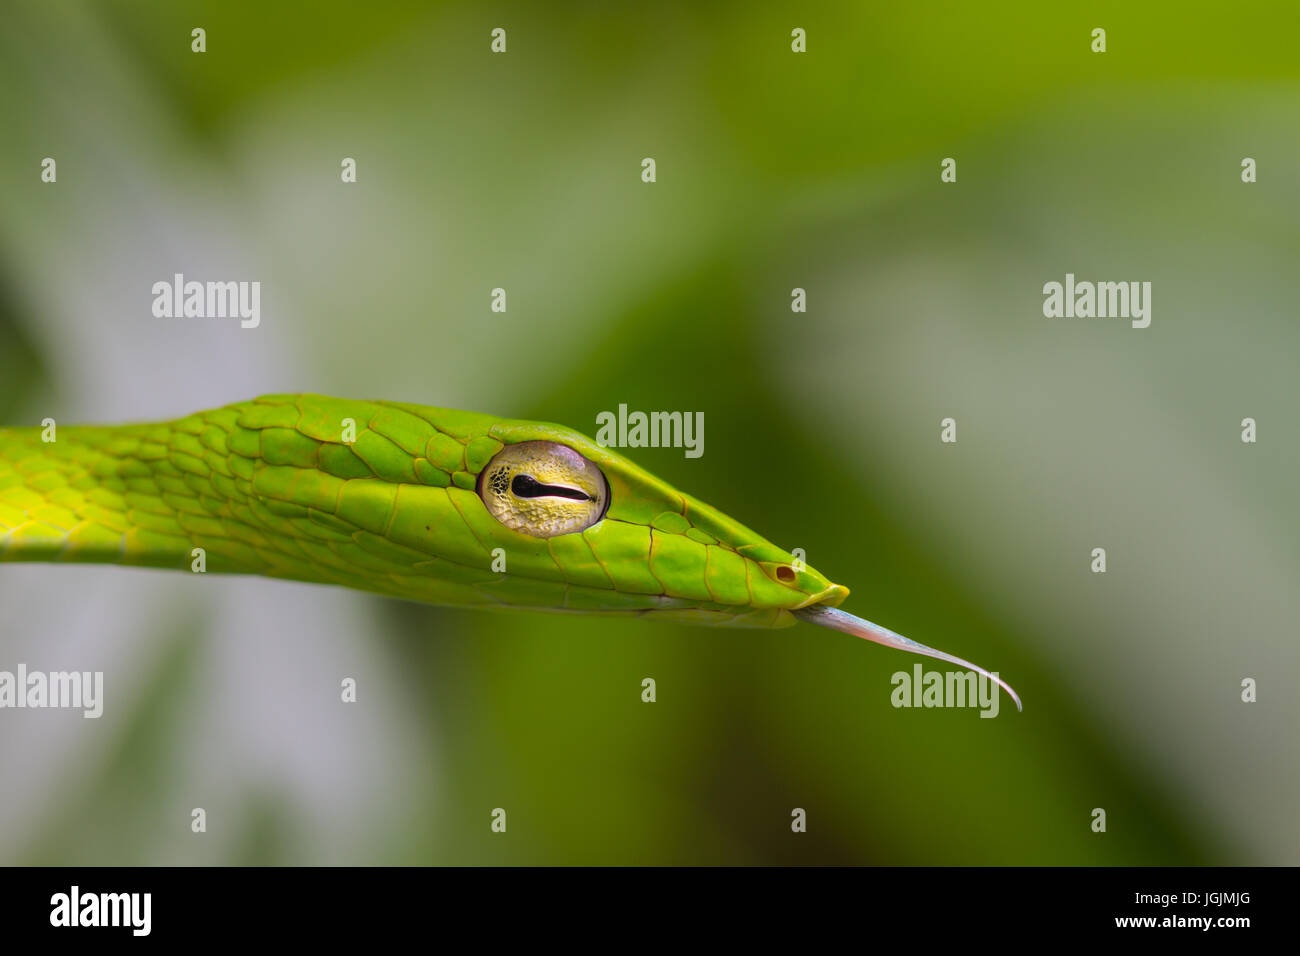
[0,420,207,571]
[0,396,482,596]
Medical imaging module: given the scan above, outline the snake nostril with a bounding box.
[776,566,796,583]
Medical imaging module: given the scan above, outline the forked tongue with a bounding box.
[793,604,1022,712]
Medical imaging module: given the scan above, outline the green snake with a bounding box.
[0,394,1020,709]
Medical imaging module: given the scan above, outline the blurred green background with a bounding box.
[1,1,1296,864]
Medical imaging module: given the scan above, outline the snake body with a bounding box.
[0,394,844,626]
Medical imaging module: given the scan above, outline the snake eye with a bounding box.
[477,441,609,538]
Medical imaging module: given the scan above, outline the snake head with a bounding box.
[475,416,851,627]
[475,416,1017,709]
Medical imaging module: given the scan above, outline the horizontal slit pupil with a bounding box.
[511,473,590,501]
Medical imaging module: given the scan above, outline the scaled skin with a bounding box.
[0,395,849,626]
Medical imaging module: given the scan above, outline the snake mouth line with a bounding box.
[794,583,851,610]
